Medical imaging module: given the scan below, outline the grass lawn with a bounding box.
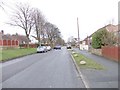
[0,48,36,62]
[71,50,105,70]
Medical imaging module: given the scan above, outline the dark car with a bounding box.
[67,45,72,49]
[54,45,61,49]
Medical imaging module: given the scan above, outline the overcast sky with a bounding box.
[0,0,119,42]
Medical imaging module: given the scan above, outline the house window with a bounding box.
[22,41,26,44]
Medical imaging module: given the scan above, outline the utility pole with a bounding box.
[77,17,80,48]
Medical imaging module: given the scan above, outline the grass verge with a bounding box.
[70,50,105,70]
[0,48,36,62]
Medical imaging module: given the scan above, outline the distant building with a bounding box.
[12,33,30,45]
[0,30,30,48]
[80,36,90,50]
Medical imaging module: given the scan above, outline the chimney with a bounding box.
[16,33,18,36]
[1,30,4,35]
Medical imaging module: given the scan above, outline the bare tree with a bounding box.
[55,37,65,46]
[103,31,116,46]
[41,27,47,45]
[8,3,34,48]
[0,0,4,9]
[67,36,76,46]
[44,22,61,47]
[31,8,46,46]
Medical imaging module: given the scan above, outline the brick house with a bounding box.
[12,33,30,45]
[0,30,29,48]
[82,24,119,49]
[79,24,119,51]
[82,24,120,61]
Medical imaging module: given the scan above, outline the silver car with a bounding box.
[37,46,47,53]
[46,46,51,51]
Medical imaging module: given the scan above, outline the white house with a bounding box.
[80,36,91,50]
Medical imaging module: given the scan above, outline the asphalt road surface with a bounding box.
[1,47,85,88]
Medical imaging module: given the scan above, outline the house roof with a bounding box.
[2,34,13,40]
[12,34,30,43]
[105,24,118,32]
[88,24,119,38]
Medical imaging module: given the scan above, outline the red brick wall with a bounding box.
[16,41,19,45]
[3,40,7,46]
[12,40,15,45]
[0,40,19,47]
[8,40,11,46]
[102,46,120,61]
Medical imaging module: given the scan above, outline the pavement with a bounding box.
[73,48,118,88]
[1,47,85,88]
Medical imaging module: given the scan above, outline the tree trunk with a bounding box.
[38,35,41,46]
[27,42,29,48]
[26,34,30,48]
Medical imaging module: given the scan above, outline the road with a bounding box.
[1,47,85,88]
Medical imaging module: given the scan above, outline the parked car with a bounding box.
[67,45,72,49]
[54,45,61,49]
[37,46,47,53]
[46,46,51,51]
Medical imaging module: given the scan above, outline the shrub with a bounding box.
[92,28,108,49]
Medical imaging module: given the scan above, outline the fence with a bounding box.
[102,46,120,61]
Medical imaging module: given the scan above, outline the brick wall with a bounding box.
[0,40,19,47]
[102,46,120,61]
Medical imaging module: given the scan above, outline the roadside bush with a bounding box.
[92,28,108,49]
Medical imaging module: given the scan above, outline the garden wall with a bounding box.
[91,48,102,56]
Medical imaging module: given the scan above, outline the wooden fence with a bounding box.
[102,46,120,61]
